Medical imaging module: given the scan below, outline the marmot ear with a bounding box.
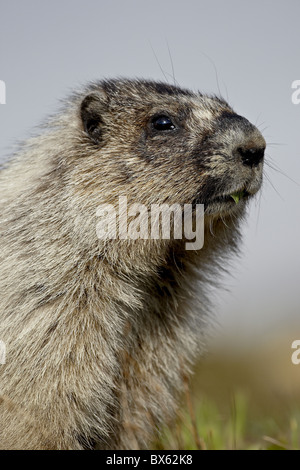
[80,91,108,144]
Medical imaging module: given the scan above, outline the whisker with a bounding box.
[209,218,216,237]
[220,214,230,229]
[222,80,229,102]
[259,125,270,134]
[149,41,169,83]
[265,142,286,147]
[165,38,179,87]
[263,169,285,201]
[255,113,264,128]
[199,50,223,98]
[265,157,300,187]
[255,184,264,234]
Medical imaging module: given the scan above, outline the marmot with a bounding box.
[0,78,266,449]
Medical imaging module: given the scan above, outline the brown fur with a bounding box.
[0,79,265,449]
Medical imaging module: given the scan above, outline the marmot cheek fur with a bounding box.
[0,78,266,449]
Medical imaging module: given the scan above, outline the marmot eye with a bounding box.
[152,115,176,131]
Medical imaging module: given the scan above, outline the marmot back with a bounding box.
[0,78,265,449]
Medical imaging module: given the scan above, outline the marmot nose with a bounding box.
[216,112,266,168]
[237,146,265,167]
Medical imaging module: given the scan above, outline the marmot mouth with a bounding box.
[209,189,250,205]
[192,188,251,211]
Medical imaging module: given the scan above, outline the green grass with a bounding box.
[155,390,300,450]
[153,342,300,450]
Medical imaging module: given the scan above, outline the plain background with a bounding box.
[0,0,299,347]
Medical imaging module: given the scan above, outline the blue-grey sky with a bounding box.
[0,0,299,342]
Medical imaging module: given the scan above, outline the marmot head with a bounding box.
[73,78,265,221]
